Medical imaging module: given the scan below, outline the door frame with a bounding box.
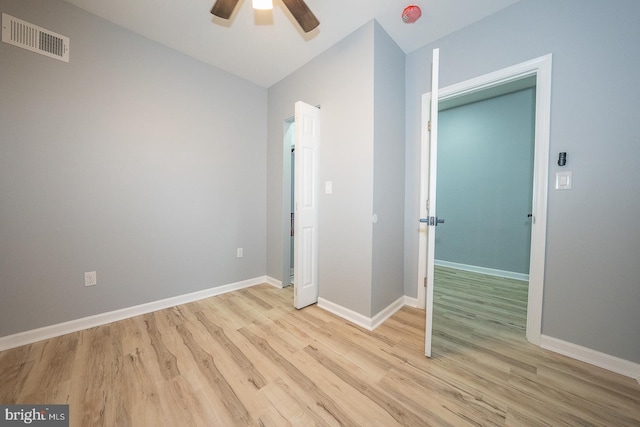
[417,54,552,345]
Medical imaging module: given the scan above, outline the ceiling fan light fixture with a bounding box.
[252,0,273,10]
[211,0,318,32]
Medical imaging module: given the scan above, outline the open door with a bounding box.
[293,101,320,309]
[419,49,440,357]
[417,53,552,356]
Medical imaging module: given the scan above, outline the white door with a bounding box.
[419,49,440,357]
[293,101,320,309]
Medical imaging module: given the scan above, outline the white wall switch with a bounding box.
[555,171,572,190]
[237,248,243,258]
[84,271,97,287]
[325,181,333,194]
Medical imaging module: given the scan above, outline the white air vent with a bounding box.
[2,13,69,62]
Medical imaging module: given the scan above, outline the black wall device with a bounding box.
[558,152,567,166]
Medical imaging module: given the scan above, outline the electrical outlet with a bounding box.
[237,248,243,258]
[84,271,97,287]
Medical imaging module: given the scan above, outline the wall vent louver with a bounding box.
[2,13,69,62]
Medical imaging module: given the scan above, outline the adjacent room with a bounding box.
[1,0,639,425]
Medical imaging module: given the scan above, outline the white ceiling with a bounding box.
[63,0,520,88]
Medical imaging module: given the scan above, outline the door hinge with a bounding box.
[423,277,427,288]
[428,120,432,132]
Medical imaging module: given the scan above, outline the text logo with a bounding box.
[0,405,68,426]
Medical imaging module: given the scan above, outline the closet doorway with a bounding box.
[282,102,321,309]
[282,118,295,287]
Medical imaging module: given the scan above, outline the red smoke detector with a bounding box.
[402,5,422,24]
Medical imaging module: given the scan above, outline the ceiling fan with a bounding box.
[210,0,320,33]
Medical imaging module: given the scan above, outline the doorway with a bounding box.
[418,54,552,348]
[282,119,295,287]
[282,101,321,309]
[436,80,536,278]
[434,80,536,338]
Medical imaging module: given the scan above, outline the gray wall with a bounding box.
[268,21,406,318]
[267,21,375,316]
[0,0,267,337]
[371,23,406,314]
[404,0,640,363]
[435,89,535,274]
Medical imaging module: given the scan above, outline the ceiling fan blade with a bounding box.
[210,0,241,19]
[281,0,320,33]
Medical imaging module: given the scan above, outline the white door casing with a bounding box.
[294,101,320,309]
[417,54,552,348]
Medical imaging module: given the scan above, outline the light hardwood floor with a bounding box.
[1,267,639,426]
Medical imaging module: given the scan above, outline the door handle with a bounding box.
[419,216,445,226]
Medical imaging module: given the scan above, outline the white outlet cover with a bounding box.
[84,271,97,286]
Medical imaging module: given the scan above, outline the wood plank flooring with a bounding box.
[1,268,639,426]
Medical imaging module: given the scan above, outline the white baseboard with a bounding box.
[317,298,373,330]
[403,296,419,308]
[0,276,269,352]
[317,296,406,331]
[435,259,529,282]
[371,297,407,330]
[541,335,640,383]
[265,276,284,288]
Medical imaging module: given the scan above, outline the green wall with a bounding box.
[435,88,536,275]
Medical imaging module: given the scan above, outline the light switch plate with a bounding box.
[325,181,333,194]
[555,171,572,190]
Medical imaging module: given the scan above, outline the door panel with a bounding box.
[423,48,439,357]
[294,101,320,309]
